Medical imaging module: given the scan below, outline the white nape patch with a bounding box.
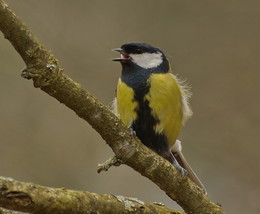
[130,52,163,69]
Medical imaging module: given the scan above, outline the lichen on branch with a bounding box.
[0,177,184,214]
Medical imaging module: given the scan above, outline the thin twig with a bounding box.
[97,156,124,173]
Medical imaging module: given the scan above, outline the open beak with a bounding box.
[112,48,131,62]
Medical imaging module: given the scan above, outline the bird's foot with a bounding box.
[174,163,187,175]
[129,127,136,136]
[171,153,187,175]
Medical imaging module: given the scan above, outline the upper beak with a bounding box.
[112,48,123,53]
[112,48,130,62]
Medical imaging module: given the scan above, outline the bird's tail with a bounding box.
[171,140,207,194]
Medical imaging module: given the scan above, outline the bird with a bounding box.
[112,42,206,193]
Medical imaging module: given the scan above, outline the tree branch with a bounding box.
[0,207,26,214]
[0,1,224,213]
[0,177,184,214]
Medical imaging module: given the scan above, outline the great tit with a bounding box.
[112,42,206,193]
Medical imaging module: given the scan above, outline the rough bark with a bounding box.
[0,177,184,214]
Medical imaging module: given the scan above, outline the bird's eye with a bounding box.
[136,49,142,54]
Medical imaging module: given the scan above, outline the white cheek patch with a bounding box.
[130,52,163,69]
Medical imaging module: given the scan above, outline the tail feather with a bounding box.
[174,150,207,194]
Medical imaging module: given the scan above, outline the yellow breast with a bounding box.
[116,78,138,127]
[145,73,183,146]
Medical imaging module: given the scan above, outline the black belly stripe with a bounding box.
[132,83,171,156]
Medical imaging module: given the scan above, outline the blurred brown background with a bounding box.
[1,0,259,213]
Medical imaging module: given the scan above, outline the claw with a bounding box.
[175,164,187,175]
[171,152,187,175]
[129,127,136,136]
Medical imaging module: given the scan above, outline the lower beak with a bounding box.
[112,58,124,62]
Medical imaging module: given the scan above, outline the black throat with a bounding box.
[120,57,169,94]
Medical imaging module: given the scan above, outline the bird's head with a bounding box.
[113,42,168,70]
